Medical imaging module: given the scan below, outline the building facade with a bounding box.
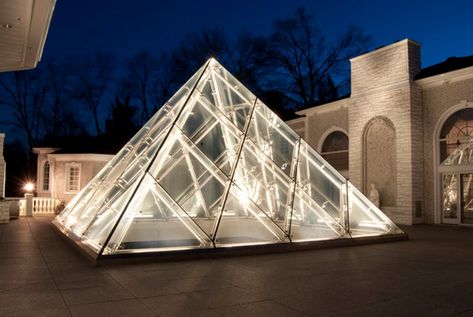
[287,39,473,225]
[33,148,112,203]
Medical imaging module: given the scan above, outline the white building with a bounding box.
[287,39,473,226]
[33,147,112,203]
[34,38,473,226]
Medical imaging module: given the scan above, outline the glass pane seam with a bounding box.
[148,173,213,245]
[287,138,302,240]
[97,60,212,258]
[197,86,247,137]
[230,180,289,240]
[211,97,258,241]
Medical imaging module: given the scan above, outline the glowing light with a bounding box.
[23,182,34,192]
[239,190,251,207]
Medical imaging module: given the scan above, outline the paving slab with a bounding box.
[2,216,473,316]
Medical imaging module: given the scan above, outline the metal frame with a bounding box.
[52,58,403,260]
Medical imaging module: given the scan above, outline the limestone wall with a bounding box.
[349,39,423,224]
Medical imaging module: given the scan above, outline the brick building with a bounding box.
[287,39,473,225]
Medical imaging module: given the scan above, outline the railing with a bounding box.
[19,197,60,216]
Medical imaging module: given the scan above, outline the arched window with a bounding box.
[439,108,473,162]
[43,161,50,191]
[438,107,473,225]
[321,131,349,173]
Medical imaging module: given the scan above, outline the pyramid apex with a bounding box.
[207,57,221,67]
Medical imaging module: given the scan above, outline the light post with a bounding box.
[23,182,34,217]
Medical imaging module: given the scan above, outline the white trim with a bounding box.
[433,100,473,224]
[49,153,113,162]
[416,65,473,89]
[317,126,349,152]
[65,163,81,194]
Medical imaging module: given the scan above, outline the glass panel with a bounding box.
[56,184,97,229]
[64,130,167,236]
[443,174,458,220]
[347,182,402,237]
[461,173,473,224]
[233,140,293,232]
[197,61,256,132]
[82,174,143,253]
[103,174,211,255]
[162,61,208,119]
[290,186,342,241]
[297,140,344,220]
[148,129,230,237]
[246,102,300,178]
[214,183,287,247]
[176,95,242,176]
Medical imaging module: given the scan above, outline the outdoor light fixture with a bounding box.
[52,58,404,262]
[23,182,34,193]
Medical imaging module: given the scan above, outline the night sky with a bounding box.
[44,0,473,68]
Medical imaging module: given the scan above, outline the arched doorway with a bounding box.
[437,107,473,224]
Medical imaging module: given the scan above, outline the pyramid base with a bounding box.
[53,227,406,267]
[98,233,408,266]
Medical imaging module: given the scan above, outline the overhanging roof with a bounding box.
[0,0,56,72]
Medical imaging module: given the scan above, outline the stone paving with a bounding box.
[1,216,473,316]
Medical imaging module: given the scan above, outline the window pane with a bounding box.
[321,131,349,172]
[440,108,473,162]
[43,161,50,191]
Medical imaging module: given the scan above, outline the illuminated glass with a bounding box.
[53,58,403,260]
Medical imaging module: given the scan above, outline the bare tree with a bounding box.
[121,51,159,123]
[0,68,48,153]
[150,52,179,114]
[120,50,191,122]
[267,8,371,108]
[72,53,115,135]
[167,29,270,96]
[170,29,232,83]
[42,61,79,138]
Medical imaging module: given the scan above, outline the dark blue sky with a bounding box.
[44,0,473,68]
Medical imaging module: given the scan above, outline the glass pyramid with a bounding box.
[53,58,403,259]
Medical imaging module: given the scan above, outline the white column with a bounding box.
[25,193,33,217]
